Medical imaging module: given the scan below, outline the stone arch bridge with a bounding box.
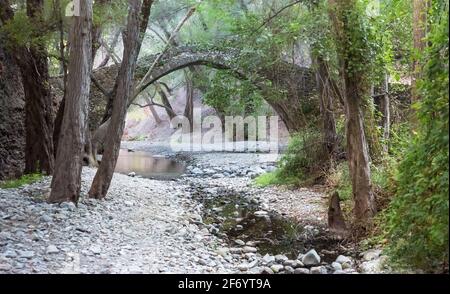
[89,46,318,132]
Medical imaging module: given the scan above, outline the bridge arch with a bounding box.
[89,46,317,132]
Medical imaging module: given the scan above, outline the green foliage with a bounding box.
[326,161,391,203]
[382,2,449,271]
[254,170,297,187]
[201,70,264,116]
[0,173,43,189]
[278,130,327,183]
[254,128,330,187]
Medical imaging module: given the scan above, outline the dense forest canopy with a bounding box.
[0,0,448,274]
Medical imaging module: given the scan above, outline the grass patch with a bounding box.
[254,170,300,187]
[0,173,43,189]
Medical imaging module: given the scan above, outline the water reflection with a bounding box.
[114,149,185,179]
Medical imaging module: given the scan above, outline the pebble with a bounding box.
[332,262,342,271]
[362,249,382,261]
[294,268,310,274]
[3,250,17,258]
[40,214,53,223]
[261,267,274,274]
[242,246,257,253]
[335,255,352,265]
[310,266,328,274]
[262,254,275,264]
[0,263,12,271]
[90,245,101,255]
[216,248,229,257]
[274,254,289,263]
[234,239,245,246]
[19,251,35,259]
[302,249,321,266]
[270,264,284,273]
[46,245,60,254]
[284,266,295,274]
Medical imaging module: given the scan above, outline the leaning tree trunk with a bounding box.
[329,0,376,225]
[157,83,176,120]
[89,0,146,199]
[49,0,93,203]
[14,0,55,175]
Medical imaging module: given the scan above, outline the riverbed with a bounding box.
[0,142,388,274]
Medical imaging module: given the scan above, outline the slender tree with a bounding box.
[89,0,151,199]
[328,0,376,226]
[49,0,93,203]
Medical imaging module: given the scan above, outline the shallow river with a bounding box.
[114,149,186,180]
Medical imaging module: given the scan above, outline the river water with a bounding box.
[114,149,186,180]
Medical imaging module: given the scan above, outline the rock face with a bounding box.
[0,41,25,180]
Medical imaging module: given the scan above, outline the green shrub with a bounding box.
[253,129,330,187]
[0,173,43,189]
[382,6,449,271]
[277,129,329,183]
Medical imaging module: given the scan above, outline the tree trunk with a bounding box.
[89,0,146,199]
[184,72,194,128]
[412,0,428,103]
[329,0,376,225]
[49,0,93,203]
[314,56,338,158]
[146,96,162,124]
[14,0,54,175]
[345,79,376,222]
[378,73,390,153]
[157,83,176,120]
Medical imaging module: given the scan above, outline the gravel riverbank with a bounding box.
[0,145,389,274]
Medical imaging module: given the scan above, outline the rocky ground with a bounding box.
[0,143,389,274]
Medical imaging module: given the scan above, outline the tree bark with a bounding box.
[89,0,147,199]
[314,56,338,158]
[329,0,376,225]
[0,34,25,180]
[49,0,93,203]
[344,80,376,222]
[14,0,55,175]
